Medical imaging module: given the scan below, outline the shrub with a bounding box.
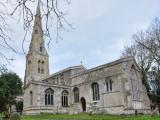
[15,101,23,114]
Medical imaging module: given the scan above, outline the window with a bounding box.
[110,79,112,91]
[73,87,79,103]
[40,46,43,52]
[30,91,33,105]
[38,60,44,74]
[60,74,64,85]
[45,88,54,105]
[38,68,40,73]
[62,90,69,107]
[92,83,100,101]
[56,77,59,84]
[105,78,113,92]
[35,29,38,34]
[28,60,31,74]
[28,60,31,64]
[38,60,41,73]
[41,61,44,74]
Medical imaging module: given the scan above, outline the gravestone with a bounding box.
[10,113,20,120]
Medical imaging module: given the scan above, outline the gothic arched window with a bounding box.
[92,82,100,101]
[73,87,79,103]
[130,65,139,100]
[62,90,69,107]
[45,88,54,105]
[105,77,113,92]
[131,65,137,80]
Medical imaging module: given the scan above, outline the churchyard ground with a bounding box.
[21,113,160,120]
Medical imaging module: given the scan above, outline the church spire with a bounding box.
[28,0,47,55]
[24,0,49,85]
[34,0,41,29]
[36,0,41,17]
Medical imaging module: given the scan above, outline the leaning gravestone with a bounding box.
[10,113,20,120]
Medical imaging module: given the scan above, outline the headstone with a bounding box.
[10,113,20,120]
[152,106,159,116]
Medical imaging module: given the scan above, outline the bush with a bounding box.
[15,101,23,113]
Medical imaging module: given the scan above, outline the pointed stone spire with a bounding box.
[28,0,47,55]
[24,0,49,85]
[36,0,41,17]
[34,0,42,37]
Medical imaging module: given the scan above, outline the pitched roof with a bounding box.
[72,56,135,78]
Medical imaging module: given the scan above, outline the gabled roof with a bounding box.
[72,56,136,78]
[41,65,86,81]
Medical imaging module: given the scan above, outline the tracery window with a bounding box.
[62,90,69,107]
[130,65,139,101]
[73,87,79,103]
[92,82,100,101]
[45,88,54,105]
[105,77,113,92]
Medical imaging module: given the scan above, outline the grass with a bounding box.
[21,113,160,120]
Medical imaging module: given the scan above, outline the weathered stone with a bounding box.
[23,2,151,115]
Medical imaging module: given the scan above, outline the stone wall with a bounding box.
[23,57,151,115]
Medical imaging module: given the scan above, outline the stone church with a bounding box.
[23,2,151,115]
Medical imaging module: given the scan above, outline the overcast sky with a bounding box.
[5,0,160,80]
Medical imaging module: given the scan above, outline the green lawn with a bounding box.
[21,113,160,120]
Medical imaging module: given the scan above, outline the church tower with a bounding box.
[24,1,49,86]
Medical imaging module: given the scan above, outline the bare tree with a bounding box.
[0,0,71,67]
[137,18,160,66]
[137,18,160,108]
[121,31,153,93]
[122,17,160,109]
[10,0,72,44]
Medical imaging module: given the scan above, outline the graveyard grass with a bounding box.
[21,113,160,120]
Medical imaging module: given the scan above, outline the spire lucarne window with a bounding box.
[35,29,38,34]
